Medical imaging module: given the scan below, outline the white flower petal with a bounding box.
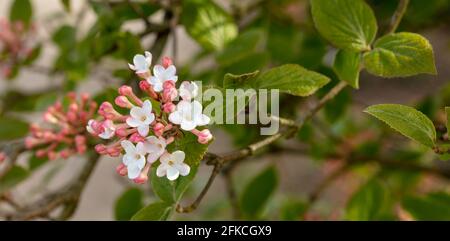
[168,111,182,125]
[166,167,180,181]
[121,140,135,153]
[159,152,171,164]
[153,65,165,78]
[130,106,144,119]
[177,163,190,176]
[133,55,148,71]
[142,100,152,113]
[126,117,141,128]
[172,151,186,164]
[143,113,155,125]
[156,164,168,177]
[122,154,133,166]
[136,155,146,169]
[180,120,196,131]
[137,125,150,137]
[127,164,141,179]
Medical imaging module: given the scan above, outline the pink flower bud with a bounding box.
[133,175,148,184]
[115,96,133,109]
[75,135,87,154]
[116,163,127,176]
[115,127,132,137]
[162,57,172,68]
[118,85,133,96]
[162,102,176,113]
[48,151,57,160]
[0,152,7,163]
[60,149,73,159]
[197,129,213,144]
[153,123,165,137]
[129,133,145,143]
[95,144,107,154]
[163,80,176,89]
[139,81,158,99]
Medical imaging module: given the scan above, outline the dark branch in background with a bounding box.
[0,152,99,220]
[387,0,410,34]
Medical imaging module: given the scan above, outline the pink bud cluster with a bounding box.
[25,93,97,160]
[0,18,36,78]
[88,54,213,183]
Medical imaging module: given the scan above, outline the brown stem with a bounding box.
[387,0,410,34]
[0,152,100,220]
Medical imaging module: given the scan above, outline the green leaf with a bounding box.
[0,165,29,193]
[169,132,210,167]
[310,0,377,51]
[446,107,450,136]
[345,180,388,221]
[151,167,175,204]
[52,25,77,51]
[114,188,144,221]
[364,104,436,148]
[402,192,450,221]
[23,45,42,66]
[0,117,29,141]
[131,201,173,221]
[181,0,238,51]
[240,166,278,218]
[61,0,70,12]
[10,0,32,26]
[333,49,361,89]
[252,64,330,97]
[223,71,260,89]
[363,32,437,77]
[28,155,48,171]
[280,199,308,221]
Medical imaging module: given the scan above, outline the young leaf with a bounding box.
[240,166,278,219]
[10,0,33,26]
[363,32,437,77]
[131,201,173,221]
[364,104,436,148]
[333,50,361,89]
[252,64,330,97]
[445,107,450,136]
[310,0,377,52]
[402,192,450,221]
[114,188,144,221]
[181,0,238,51]
[345,180,388,221]
[0,117,29,141]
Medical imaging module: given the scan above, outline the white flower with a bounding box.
[156,151,190,181]
[128,51,152,74]
[121,140,147,179]
[126,100,155,137]
[169,100,210,131]
[143,136,166,163]
[86,119,115,139]
[148,65,178,92]
[179,81,199,101]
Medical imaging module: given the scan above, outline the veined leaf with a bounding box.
[363,32,436,77]
[364,104,436,148]
[131,201,173,221]
[333,49,361,89]
[310,0,377,51]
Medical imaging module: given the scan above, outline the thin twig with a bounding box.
[387,0,410,34]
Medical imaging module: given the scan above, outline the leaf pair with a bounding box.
[311,0,436,89]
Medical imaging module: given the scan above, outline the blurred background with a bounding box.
[0,0,450,220]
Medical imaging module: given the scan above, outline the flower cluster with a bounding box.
[0,18,36,78]
[25,93,97,160]
[88,52,213,183]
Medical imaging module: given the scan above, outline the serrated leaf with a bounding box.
[181,0,238,51]
[333,49,361,89]
[345,180,388,221]
[10,0,32,26]
[310,0,377,51]
[0,117,29,141]
[240,166,278,218]
[252,64,330,97]
[131,201,173,221]
[363,32,437,77]
[364,104,436,148]
[114,188,144,221]
[402,192,450,220]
